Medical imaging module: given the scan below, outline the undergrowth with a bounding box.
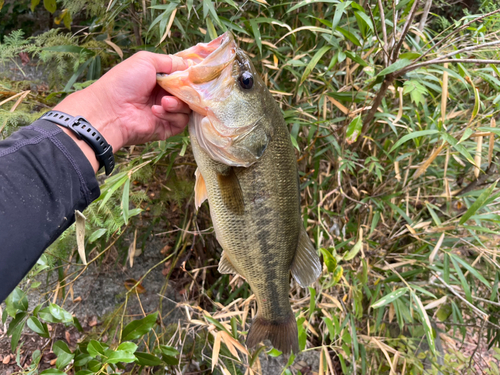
[2,0,500,374]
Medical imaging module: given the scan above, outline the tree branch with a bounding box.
[377,0,389,67]
[390,0,420,63]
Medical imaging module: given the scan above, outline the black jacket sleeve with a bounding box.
[0,119,100,303]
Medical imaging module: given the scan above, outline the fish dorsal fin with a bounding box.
[218,252,238,274]
[291,226,322,288]
[217,168,244,215]
[194,168,208,210]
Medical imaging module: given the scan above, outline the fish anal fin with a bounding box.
[194,168,208,210]
[246,313,299,355]
[217,168,244,215]
[291,226,322,288]
[218,252,239,275]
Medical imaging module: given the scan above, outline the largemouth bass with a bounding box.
[157,32,321,354]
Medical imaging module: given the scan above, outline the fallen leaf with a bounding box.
[2,355,9,364]
[160,244,172,255]
[50,358,57,366]
[88,316,98,327]
[65,330,71,344]
[124,278,146,294]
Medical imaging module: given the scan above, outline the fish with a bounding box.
[156,32,321,354]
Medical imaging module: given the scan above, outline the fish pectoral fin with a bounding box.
[217,168,244,215]
[291,226,322,288]
[218,252,239,275]
[194,168,208,210]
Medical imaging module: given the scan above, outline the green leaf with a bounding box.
[104,348,136,364]
[471,86,481,121]
[42,45,88,54]
[88,228,107,243]
[53,340,74,370]
[135,352,163,366]
[450,256,472,303]
[449,254,491,289]
[300,46,331,84]
[267,348,282,357]
[5,288,28,316]
[250,19,262,55]
[287,0,340,13]
[27,317,49,338]
[87,340,105,357]
[48,304,73,323]
[411,292,436,356]
[9,316,25,352]
[43,0,56,13]
[345,115,362,144]
[344,236,362,261]
[74,353,92,366]
[403,80,428,107]
[370,287,408,309]
[390,130,439,152]
[378,59,412,76]
[117,342,138,353]
[354,10,374,33]
[459,181,497,224]
[64,58,93,92]
[7,312,27,335]
[319,248,337,273]
[441,133,475,165]
[31,0,40,12]
[332,2,352,31]
[121,312,158,341]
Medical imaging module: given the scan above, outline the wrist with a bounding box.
[54,85,124,152]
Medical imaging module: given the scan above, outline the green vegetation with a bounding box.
[2,0,500,373]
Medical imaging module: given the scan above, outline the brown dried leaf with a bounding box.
[212,331,222,372]
[124,278,146,294]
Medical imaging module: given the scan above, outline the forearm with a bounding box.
[0,120,100,303]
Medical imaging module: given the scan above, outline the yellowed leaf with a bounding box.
[75,210,87,265]
[104,38,124,59]
[212,331,222,372]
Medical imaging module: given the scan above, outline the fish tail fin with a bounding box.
[246,313,299,355]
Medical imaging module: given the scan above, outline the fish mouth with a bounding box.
[156,32,237,114]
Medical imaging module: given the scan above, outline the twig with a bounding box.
[431,271,489,320]
[454,152,500,196]
[390,0,420,63]
[376,0,389,66]
[396,58,500,77]
[414,0,432,46]
[415,8,500,65]
[468,317,486,370]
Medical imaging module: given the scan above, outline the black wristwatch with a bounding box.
[40,110,115,175]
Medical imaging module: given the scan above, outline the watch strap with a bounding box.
[40,110,115,175]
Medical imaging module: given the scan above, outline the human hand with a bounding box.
[54,51,191,171]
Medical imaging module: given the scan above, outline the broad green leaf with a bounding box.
[48,304,73,323]
[88,228,107,243]
[74,353,92,366]
[354,10,374,33]
[471,86,480,122]
[104,349,136,364]
[267,348,282,357]
[344,236,362,261]
[87,340,106,357]
[122,312,158,341]
[9,314,26,352]
[344,51,368,67]
[378,59,412,76]
[370,287,408,309]
[337,26,361,46]
[42,45,88,54]
[300,46,331,84]
[117,342,138,353]
[53,340,74,370]
[459,181,497,224]
[345,115,362,144]
[390,130,439,152]
[43,0,56,13]
[135,352,163,366]
[412,293,436,356]
[5,288,28,316]
[323,317,335,341]
[27,317,49,338]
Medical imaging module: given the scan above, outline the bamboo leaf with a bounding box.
[370,287,408,309]
[300,46,331,84]
[459,181,497,224]
[390,130,439,152]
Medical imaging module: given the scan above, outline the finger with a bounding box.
[161,96,191,114]
[139,52,189,74]
[152,105,190,129]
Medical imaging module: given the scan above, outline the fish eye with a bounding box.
[238,71,254,90]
